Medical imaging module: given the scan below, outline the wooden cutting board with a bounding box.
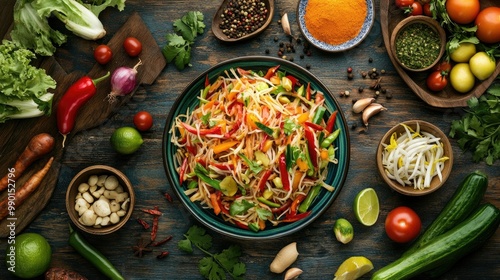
[0,12,166,238]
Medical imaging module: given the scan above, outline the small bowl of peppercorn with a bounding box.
[212,0,275,42]
[390,16,446,72]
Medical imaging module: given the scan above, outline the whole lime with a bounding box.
[110,126,144,154]
[6,233,52,279]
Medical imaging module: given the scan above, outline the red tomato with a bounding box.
[133,111,153,131]
[445,0,480,24]
[93,44,112,65]
[475,7,500,44]
[423,3,432,17]
[408,2,423,16]
[395,0,414,8]
[123,37,142,57]
[426,70,448,92]
[385,206,422,243]
[432,61,452,73]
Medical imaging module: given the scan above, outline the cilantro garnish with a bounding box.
[449,83,500,165]
[178,225,246,280]
[162,11,205,70]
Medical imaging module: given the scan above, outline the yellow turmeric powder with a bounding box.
[304,0,367,45]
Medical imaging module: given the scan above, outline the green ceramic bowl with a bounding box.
[162,56,350,240]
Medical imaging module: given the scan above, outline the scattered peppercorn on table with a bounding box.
[1,0,499,279]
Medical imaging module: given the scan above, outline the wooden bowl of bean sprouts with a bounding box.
[376,120,453,196]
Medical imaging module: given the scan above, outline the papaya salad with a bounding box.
[170,65,340,232]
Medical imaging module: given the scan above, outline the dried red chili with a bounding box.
[163,192,173,202]
[156,251,169,259]
[136,218,150,230]
[152,235,172,247]
[141,208,162,216]
[151,206,160,241]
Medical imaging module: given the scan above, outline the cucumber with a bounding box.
[371,203,500,280]
[404,170,488,256]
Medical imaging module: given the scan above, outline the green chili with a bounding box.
[68,225,125,280]
[312,106,326,124]
[187,181,198,189]
[249,222,260,232]
[194,163,221,190]
[320,128,340,148]
[257,197,281,208]
[298,185,322,213]
[255,121,277,138]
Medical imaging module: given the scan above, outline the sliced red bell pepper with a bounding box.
[186,143,197,155]
[286,75,298,87]
[210,161,235,171]
[290,194,307,216]
[264,65,280,80]
[271,200,292,214]
[279,153,291,191]
[325,110,338,133]
[204,74,210,87]
[179,157,189,185]
[282,211,311,223]
[224,119,242,138]
[181,122,222,135]
[304,126,318,168]
[305,121,324,131]
[258,169,272,192]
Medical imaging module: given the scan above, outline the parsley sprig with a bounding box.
[178,225,246,280]
[449,82,500,165]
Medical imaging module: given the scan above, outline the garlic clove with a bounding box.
[281,13,292,36]
[284,267,303,280]
[352,97,375,113]
[362,103,387,127]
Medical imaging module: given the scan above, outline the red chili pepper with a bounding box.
[305,121,324,131]
[156,251,169,259]
[264,65,280,80]
[234,220,249,230]
[304,126,318,168]
[271,200,292,214]
[279,153,291,191]
[210,161,235,171]
[181,122,222,135]
[305,82,311,101]
[204,74,210,87]
[152,235,172,247]
[57,72,110,147]
[136,218,150,230]
[282,211,311,223]
[290,194,307,216]
[258,169,272,192]
[179,157,188,185]
[286,75,298,86]
[151,206,160,241]
[325,111,338,133]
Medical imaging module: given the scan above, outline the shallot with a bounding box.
[108,60,142,103]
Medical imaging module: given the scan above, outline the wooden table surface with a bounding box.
[1,0,499,279]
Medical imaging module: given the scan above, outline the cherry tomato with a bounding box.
[475,7,500,44]
[426,70,448,92]
[133,111,153,131]
[93,44,112,65]
[123,37,142,57]
[385,206,422,243]
[432,60,452,73]
[395,0,414,8]
[408,2,422,16]
[445,0,480,25]
[423,3,432,17]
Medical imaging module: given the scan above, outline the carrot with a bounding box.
[210,193,221,215]
[0,157,54,220]
[0,133,55,192]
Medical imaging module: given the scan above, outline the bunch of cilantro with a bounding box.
[0,40,56,123]
[178,225,246,280]
[162,11,206,70]
[450,83,500,165]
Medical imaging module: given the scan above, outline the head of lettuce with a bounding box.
[0,40,55,123]
[10,0,125,56]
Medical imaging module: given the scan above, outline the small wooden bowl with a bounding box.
[66,165,135,235]
[212,0,274,42]
[390,16,446,72]
[376,120,453,196]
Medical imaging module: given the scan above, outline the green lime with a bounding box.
[110,126,144,154]
[6,233,52,279]
[353,188,379,226]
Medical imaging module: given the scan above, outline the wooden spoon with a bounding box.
[212,0,275,42]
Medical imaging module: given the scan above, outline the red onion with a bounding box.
[108,60,142,103]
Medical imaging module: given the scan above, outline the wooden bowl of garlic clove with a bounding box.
[66,165,135,235]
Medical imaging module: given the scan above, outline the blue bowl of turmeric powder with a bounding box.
[297,0,375,52]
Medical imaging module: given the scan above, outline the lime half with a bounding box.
[353,188,379,226]
[334,256,374,280]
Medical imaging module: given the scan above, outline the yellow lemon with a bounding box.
[334,256,374,280]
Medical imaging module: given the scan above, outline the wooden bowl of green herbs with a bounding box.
[390,16,446,72]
